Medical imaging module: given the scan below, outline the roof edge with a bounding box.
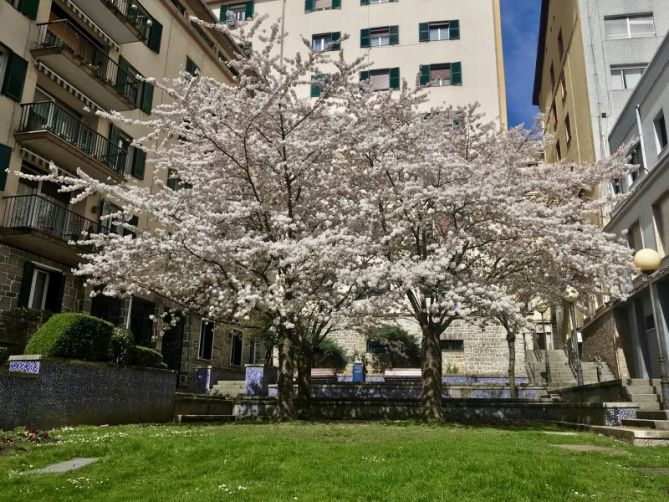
[532,0,551,106]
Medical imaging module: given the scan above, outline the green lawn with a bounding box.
[1,423,668,501]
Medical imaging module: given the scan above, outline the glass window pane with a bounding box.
[314,0,331,9]
[369,71,389,91]
[605,18,628,38]
[610,69,624,90]
[624,67,644,89]
[629,16,654,36]
[30,270,49,310]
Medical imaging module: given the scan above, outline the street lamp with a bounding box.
[563,286,584,386]
[634,248,669,410]
[536,302,551,385]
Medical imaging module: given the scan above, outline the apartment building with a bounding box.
[0,0,258,390]
[207,0,507,126]
[586,32,669,381]
[533,0,669,165]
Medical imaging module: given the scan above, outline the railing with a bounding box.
[564,344,580,381]
[35,19,141,106]
[18,101,128,176]
[103,0,153,38]
[2,195,107,242]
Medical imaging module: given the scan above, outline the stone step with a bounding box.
[621,419,669,430]
[622,378,655,386]
[637,410,669,420]
[175,414,236,424]
[587,425,669,446]
[628,393,661,403]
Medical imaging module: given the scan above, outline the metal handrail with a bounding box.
[103,0,153,37]
[2,194,107,241]
[564,345,578,379]
[18,101,128,175]
[35,19,141,105]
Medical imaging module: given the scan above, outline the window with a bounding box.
[0,45,8,91]
[310,73,330,98]
[230,330,243,366]
[549,63,555,88]
[610,65,645,90]
[556,140,562,161]
[0,44,28,102]
[305,0,341,12]
[366,339,383,354]
[560,72,567,100]
[360,26,399,48]
[419,63,462,87]
[366,0,390,4]
[550,101,557,129]
[653,192,669,257]
[654,111,668,153]
[440,340,464,352]
[185,56,200,76]
[627,221,642,251]
[99,200,123,235]
[198,321,214,360]
[221,2,254,23]
[565,114,572,146]
[419,20,460,42]
[605,14,655,39]
[5,0,38,19]
[360,68,400,91]
[18,262,65,312]
[312,32,341,52]
[557,30,564,59]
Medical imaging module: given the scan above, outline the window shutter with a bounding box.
[245,1,254,18]
[451,62,462,85]
[305,0,314,12]
[147,20,163,54]
[359,70,370,82]
[131,148,146,179]
[115,56,129,94]
[310,76,322,98]
[44,271,65,313]
[141,82,154,114]
[389,25,399,45]
[419,23,429,43]
[18,262,34,308]
[450,20,460,40]
[332,0,341,8]
[220,4,229,21]
[360,29,370,48]
[389,67,400,89]
[331,32,341,51]
[108,125,120,169]
[361,0,369,5]
[0,143,11,191]
[18,0,40,20]
[124,215,139,238]
[419,65,431,87]
[2,51,28,102]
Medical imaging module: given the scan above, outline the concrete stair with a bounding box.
[585,424,669,446]
[527,350,616,389]
[210,380,245,398]
[623,379,663,411]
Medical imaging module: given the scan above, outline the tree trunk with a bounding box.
[507,332,517,400]
[275,332,295,421]
[261,344,274,397]
[421,325,443,423]
[296,346,312,417]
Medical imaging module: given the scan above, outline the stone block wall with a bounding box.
[581,307,629,379]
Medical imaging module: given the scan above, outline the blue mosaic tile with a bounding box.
[9,360,41,374]
[605,407,637,426]
[245,366,265,396]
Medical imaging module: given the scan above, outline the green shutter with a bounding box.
[141,82,154,114]
[360,29,370,48]
[147,20,163,53]
[132,148,146,179]
[361,0,369,5]
[451,62,462,85]
[305,0,314,12]
[44,271,65,313]
[18,0,39,20]
[332,0,341,8]
[108,125,120,168]
[450,20,460,40]
[331,32,341,51]
[359,70,369,82]
[124,215,139,238]
[419,23,429,43]
[18,262,34,308]
[389,67,400,89]
[419,65,430,87]
[0,143,11,191]
[2,51,28,102]
[389,25,399,45]
[115,56,129,94]
[245,1,254,18]
[220,4,229,21]
[310,76,322,98]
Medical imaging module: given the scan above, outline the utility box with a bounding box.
[352,362,366,383]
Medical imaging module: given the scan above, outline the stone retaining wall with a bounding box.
[0,356,176,430]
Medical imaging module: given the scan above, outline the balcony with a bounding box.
[15,101,128,181]
[32,20,142,111]
[1,195,107,266]
[68,0,153,45]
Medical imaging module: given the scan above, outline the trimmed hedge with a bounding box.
[24,313,114,362]
[128,345,167,369]
[111,326,134,363]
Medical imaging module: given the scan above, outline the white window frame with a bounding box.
[429,63,452,87]
[369,28,390,47]
[0,45,8,89]
[369,0,389,4]
[605,14,655,39]
[610,65,646,90]
[313,0,333,10]
[228,3,247,21]
[312,34,333,53]
[28,268,50,310]
[429,22,451,41]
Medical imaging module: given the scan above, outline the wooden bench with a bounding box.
[383,368,422,380]
[310,368,338,380]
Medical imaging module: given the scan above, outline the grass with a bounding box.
[1,422,668,501]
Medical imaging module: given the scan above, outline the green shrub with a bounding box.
[111,327,134,363]
[313,338,348,371]
[367,325,421,372]
[127,345,166,369]
[24,313,114,362]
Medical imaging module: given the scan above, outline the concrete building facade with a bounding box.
[0,0,258,390]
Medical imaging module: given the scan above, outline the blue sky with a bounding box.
[501,0,541,128]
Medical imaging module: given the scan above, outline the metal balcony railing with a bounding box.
[18,101,128,176]
[35,19,142,106]
[2,195,108,242]
[103,0,153,38]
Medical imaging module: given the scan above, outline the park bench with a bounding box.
[310,368,338,381]
[383,368,422,380]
